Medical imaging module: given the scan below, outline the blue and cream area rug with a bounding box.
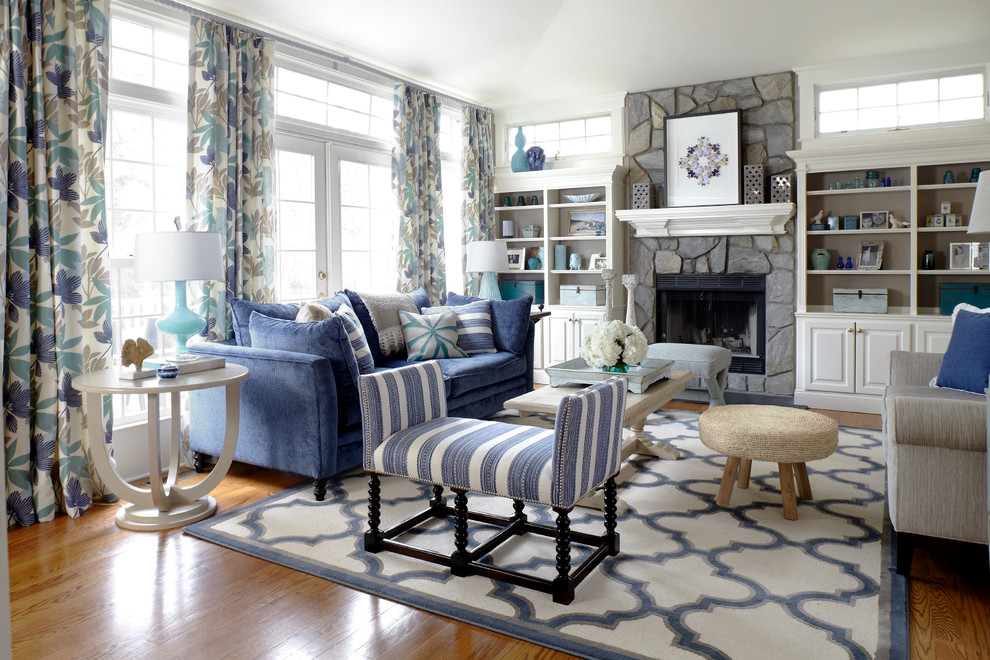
[185,410,906,659]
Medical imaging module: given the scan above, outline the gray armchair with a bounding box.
[881,350,988,573]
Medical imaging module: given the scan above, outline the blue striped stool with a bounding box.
[359,361,628,604]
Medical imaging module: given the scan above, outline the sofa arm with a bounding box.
[888,350,944,387]
[359,361,446,465]
[187,342,341,479]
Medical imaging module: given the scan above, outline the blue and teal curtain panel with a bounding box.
[393,84,445,304]
[460,107,496,297]
[2,0,114,525]
[186,18,276,341]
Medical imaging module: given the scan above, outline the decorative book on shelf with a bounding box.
[118,356,226,380]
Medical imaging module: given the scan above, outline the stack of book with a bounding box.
[118,356,225,380]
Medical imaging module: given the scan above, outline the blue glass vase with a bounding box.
[602,361,628,373]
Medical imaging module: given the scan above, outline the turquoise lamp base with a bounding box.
[479,272,502,300]
[157,281,206,354]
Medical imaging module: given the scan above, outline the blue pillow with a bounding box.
[423,300,496,354]
[399,310,468,360]
[448,293,533,355]
[230,299,300,346]
[333,301,376,374]
[406,285,432,311]
[342,289,384,364]
[935,309,990,394]
[248,311,360,400]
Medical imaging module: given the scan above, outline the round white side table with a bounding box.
[75,365,249,531]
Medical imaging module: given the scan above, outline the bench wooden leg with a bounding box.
[779,463,798,520]
[737,459,752,489]
[716,456,741,507]
[794,463,813,500]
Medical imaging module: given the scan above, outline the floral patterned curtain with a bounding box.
[187,18,275,341]
[460,107,496,297]
[2,0,114,526]
[393,84,445,303]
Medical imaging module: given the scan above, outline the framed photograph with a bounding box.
[857,240,884,271]
[591,255,607,271]
[826,215,840,231]
[567,210,606,236]
[949,242,973,270]
[859,210,889,229]
[506,248,525,270]
[976,243,990,270]
[664,109,742,207]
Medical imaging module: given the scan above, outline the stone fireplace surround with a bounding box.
[624,71,797,397]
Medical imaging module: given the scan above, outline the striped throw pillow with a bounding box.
[335,301,376,374]
[423,300,496,355]
[399,310,468,361]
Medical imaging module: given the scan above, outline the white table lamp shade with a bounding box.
[134,232,224,282]
[968,171,990,234]
[465,240,508,273]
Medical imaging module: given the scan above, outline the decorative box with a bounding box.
[632,182,652,209]
[809,223,826,231]
[940,201,953,214]
[553,245,568,271]
[498,280,544,304]
[945,214,963,227]
[842,215,858,230]
[559,284,606,306]
[939,283,990,315]
[927,214,945,227]
[832,288,888,313]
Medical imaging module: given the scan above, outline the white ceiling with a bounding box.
[187,0,990,110]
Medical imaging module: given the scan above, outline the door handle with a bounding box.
[318,271,327,280]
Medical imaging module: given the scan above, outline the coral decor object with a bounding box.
[121,338,155,371]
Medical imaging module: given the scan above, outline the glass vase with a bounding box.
[602,361,628,374]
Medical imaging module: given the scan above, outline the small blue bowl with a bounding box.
[157,363,179,379]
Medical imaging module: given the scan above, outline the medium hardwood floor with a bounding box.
[8,404,990,659]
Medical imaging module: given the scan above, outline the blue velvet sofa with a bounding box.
[187,290,535,499]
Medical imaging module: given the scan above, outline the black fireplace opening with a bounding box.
[656,275,766,375]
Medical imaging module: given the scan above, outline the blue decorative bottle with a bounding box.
[510,127,529,173]
[837,255,845,270]
[845,256,854,269]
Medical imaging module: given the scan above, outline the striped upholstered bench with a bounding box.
[359,361,627,604]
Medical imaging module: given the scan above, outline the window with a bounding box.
[509,116,612,161]
[107,7,188,423]
[275,65,392,140]
[817,71,985,135]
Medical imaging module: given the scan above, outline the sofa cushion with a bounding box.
[445,292,533,355]
[248,312,361,407]
[884,383,987,452]
[342,289,384,363]
[423,300,497,355]
[296,302,335,323]
[406,285,432,311]
[399,310,468,360]
[334,302,376,374]
[230,299,300,346]
[935,309,990,394]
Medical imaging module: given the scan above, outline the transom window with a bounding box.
[510,116,612,161]
[817,71,986,135]
[109,15,187,93]
[275,66,392,140]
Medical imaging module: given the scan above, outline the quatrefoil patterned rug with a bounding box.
[186,410,905,659]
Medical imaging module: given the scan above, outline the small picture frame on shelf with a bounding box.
[842,215,858,230]
[592,256,608,271]
[567,210,606,236]
[506,248,525,270]
[949,242,975,270]
[859,210,889,229]
[826,215,840,231]
[976,243,990,270]
[857,240,883,270]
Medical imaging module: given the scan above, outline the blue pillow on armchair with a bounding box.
[935,309,990,394]
[445,292,533,356]
[248,311,360,400]
[230,299,301,346]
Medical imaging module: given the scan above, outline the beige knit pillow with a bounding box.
[295,302,335,323]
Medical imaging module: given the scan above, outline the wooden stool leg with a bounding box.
[736,459,752,489]
[795,463,813,500]
[778,463,798,520]
[716,456,742,507]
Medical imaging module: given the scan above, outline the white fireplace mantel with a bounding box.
[617,203,795,237]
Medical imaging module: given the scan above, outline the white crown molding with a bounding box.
[788,135,990,171]
[617,203,795,237]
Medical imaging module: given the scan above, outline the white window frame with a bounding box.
[815,69,988,138]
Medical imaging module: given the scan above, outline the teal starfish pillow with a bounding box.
[399,310,468,361]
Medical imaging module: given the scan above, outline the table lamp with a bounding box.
[465,240,508,300]
[134,230,224,356]
[967,171,990,234]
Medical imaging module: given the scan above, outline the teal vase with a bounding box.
[602,361,628,374]
[510,127,529,173]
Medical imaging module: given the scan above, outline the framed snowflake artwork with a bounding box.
[663,110,742,207]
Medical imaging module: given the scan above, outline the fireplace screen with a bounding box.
[656,275,766,374]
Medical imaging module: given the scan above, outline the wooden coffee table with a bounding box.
[504,371,691,511]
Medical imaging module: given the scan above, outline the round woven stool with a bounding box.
[698,405,839,520]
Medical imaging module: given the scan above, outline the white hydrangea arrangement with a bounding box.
[580,320,648,372]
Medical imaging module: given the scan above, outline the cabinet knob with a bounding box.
[846,327,854,333]
[856,328,863,334]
